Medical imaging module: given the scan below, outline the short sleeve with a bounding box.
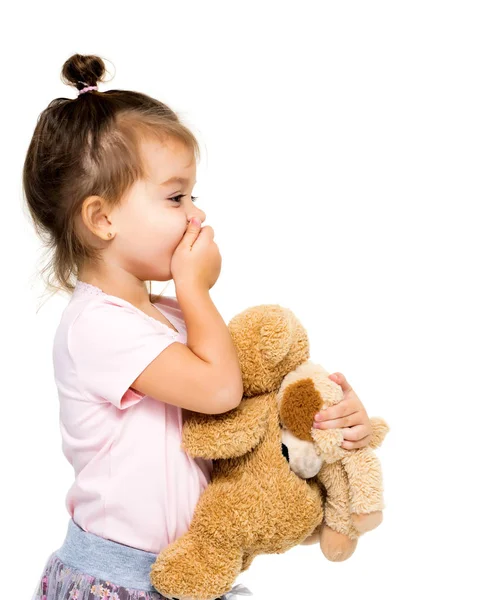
[67,300,179,410]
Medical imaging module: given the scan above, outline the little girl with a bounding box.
[25,54,373,600]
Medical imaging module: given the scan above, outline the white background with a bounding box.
[1,1,477,598]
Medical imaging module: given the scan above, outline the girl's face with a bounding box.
[81,137,206,283]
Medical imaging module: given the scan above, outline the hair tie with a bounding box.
[78,83,98,96]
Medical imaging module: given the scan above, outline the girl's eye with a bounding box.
[170,195,198,203]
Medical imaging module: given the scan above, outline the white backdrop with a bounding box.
[1,1,477,598]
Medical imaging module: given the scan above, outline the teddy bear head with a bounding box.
[227,304,311,397]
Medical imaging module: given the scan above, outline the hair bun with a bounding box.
[61,53,107,91]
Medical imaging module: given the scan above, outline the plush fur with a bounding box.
[150,304,389,600]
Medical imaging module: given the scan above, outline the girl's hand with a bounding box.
[312,372,372,450]
[171,218,222,291]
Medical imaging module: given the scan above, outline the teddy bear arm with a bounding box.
[310,427,344,463]
[181,395,271,459]
[369,417,390,449]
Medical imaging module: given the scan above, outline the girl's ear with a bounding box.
[81,195,113,240]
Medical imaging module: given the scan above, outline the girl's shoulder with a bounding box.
[67,289,184,336]
[63,286,136,323]
[68,283,179,319]
[56,285,183,344]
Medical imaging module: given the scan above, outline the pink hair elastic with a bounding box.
[78,85,98,95]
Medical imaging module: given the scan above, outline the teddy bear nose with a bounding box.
[281,442,290,462]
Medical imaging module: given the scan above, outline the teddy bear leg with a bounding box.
[351,511,383,533]
[150,531,243,600]
[319,524,358,562]
[241,550,257,571]
[300,524,322,546]
[342,448,385,532]
[317,462,359,560]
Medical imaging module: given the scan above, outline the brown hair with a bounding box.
[22,53,201,311]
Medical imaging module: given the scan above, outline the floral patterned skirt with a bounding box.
[30,518,251,600]
[31,552,165,600]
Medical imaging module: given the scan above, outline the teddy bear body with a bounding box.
[209,392,324,553]
[150,391,324,600]
[150,304,388,599]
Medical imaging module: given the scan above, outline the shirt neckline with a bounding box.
[74,280,180,336]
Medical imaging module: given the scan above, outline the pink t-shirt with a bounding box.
[53,280,213,553]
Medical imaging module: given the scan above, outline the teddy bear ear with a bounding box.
[280,377,324,441]
[259,309,295,367]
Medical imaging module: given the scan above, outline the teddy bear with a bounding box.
[278,360,389,560]
[150,304,388,600]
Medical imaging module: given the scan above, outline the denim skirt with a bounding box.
[30,518,252,600]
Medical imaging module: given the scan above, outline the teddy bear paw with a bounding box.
[319,524,358,562]
[150,535,240,600]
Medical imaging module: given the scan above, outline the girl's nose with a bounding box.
[189,208,206,224]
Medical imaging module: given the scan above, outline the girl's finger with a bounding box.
[314,398,355,422]
[313,411,361,429]
[329,372,353,394]
[341,434,371,450]
[341,424,369,442]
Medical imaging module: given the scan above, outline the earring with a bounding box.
[107,232,113,238]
